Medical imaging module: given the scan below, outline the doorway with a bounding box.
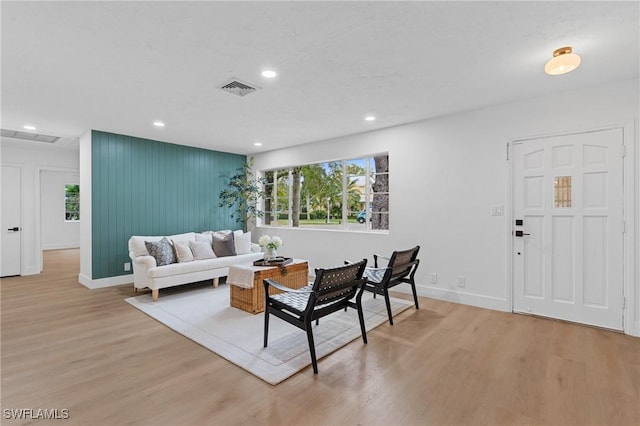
[512,128,625,330]
[1,165,22,277]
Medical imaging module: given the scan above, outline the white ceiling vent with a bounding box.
[218,78,261,97]
[1,128,60,143]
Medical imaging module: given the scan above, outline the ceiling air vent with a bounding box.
[1,128,60,143]
[218,78,261,97]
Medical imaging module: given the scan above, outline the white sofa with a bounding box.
[128,230,263,301]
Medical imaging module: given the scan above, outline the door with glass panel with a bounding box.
[512,128,624,330]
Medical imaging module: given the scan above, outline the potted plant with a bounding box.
[219,157,266,231]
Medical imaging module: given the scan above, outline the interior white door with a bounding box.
[1,166,22,277]
[512,128,624,330]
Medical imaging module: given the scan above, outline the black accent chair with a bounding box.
[263,259,368,374]
[363,246,420,325]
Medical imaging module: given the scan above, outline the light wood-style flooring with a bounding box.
[1,249,639,426]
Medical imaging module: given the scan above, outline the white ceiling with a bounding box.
[1,1,638,154]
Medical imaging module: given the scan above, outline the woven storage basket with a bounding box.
[230,261,309,314]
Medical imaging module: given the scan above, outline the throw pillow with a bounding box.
[173,240,194,263]
[145,237,175,266]
[212,230,232,239]
[188,240,216,260]
[196,232,213,245]
[212,232,236,257]
[234,231,252,255]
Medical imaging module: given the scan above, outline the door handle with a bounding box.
[515,230,530,237]
[7,227,20,232]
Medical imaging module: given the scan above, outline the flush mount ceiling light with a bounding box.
[23,124,36,130]
[544,46,581,75]
[365,116,376,121]
[253,141,263,147]
[153,121,165,127]
[261,70,277,78]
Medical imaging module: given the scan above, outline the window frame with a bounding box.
[64,184,80,222]
[258,153,389,233]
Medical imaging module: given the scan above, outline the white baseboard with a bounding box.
[79,273,133,289]
[43,244,81,250]
[413,286,640,337]
[20,267,41,276]
[406,285,510,312]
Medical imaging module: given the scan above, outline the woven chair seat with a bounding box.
[270,285,312,313]
[363,246,420,325]
[271,285,347,315]
[364,267,387,283]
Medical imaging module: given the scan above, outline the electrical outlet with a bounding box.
[457,276,466,288]
[430,273,438,284]
[124,262,131,272]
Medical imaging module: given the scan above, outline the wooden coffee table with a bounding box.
[228,260,309,314]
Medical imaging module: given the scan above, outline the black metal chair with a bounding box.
[363,246,420,325]
[263,259,368,374]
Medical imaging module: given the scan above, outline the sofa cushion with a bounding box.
[130,236,163,258]
[234,231,252,255]
[213,232,236,257]
[189,240,216,260]
[129,233,196,258]
[145,237,175,266]
[168,232,197,242]
[173,240,194,263]
[196,233,213,246]
[203,229,232,237]
[147,252,263,279]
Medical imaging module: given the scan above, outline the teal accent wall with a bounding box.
[91,130,244,279]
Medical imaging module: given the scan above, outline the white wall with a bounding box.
[0,139,79,274]
[78,131,93,287]
[40,170,80,250]
[251,78,639,336]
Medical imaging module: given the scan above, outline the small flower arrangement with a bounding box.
[258,235,283,249]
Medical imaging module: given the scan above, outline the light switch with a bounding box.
[491,204,504,216]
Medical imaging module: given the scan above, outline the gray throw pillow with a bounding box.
[212,232,236,257]
[145,237,175,266]
[188,240,216,260]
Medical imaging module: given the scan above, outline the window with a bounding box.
[554,176,572,208]
[65,185,80,221]
[261,154,388,232]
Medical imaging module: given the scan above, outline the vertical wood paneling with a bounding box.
[123,136,132,253]
[91,130,244,279]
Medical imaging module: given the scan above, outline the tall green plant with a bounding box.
[219,158,266,230]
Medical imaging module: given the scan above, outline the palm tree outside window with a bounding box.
[261,154,388,232]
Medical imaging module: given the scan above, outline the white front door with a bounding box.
[512,128,624,330]
[1,166,22,277]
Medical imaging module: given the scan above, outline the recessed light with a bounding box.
[365,116,376,121]
[153,121,165,127]
[254,141,263,147]
[23,125,36,131]
[261,70,277,78]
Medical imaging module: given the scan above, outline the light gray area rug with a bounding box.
[125,285,412,384]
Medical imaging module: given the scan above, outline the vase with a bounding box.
[264,246,278,261]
